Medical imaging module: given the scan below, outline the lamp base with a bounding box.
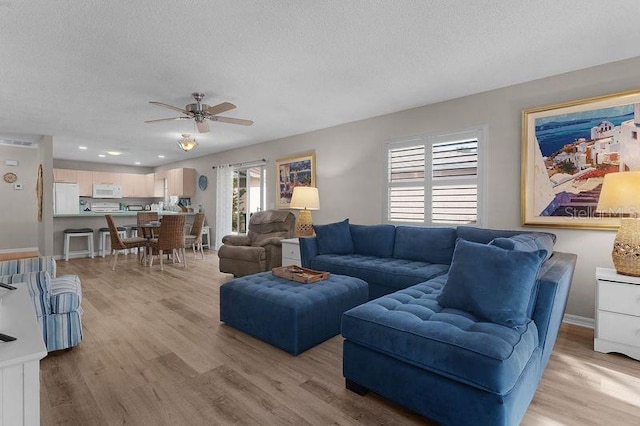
[612,218,640,277]
[296,210,315,237]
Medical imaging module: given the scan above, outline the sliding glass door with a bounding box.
[232,165,266,233]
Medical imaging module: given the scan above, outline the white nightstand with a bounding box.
[281,238,301,266]
[595,267,640,361]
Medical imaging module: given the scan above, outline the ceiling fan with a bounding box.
[145,92,253,133]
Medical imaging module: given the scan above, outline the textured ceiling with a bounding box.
[2,1,640,166]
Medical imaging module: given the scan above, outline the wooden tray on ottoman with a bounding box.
[272,265,330,284]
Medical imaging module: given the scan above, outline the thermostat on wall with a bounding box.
[14,183,23,190]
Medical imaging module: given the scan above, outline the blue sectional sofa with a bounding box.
[300,221,577,426]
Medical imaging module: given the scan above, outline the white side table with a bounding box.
[595,267,640,361]
[281,238,301,267]
[0,286,47,425]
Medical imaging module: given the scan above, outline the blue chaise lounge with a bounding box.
[300,221,577,425]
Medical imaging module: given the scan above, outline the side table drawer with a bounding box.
[598,280,640,316]
[597,310,640,347]
[282,243,300,261]
[282,256,301,267]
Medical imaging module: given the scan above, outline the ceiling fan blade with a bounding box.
[145,117,191,123]
[196,120,210,133]
[210,116,254,126]
[149,101,189,115]
[205,102,236,116]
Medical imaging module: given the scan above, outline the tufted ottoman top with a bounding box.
[220,271,368,355]
[222,271,368,309]
[342,279,540,395]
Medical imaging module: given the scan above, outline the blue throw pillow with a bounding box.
[313,219,355,255]
[490,233,555,262]
[436,239,545,328]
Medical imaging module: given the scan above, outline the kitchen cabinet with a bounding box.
[144,173,155,197]
[121,174,135,197]
[77,170,93,197]
[92,171,122,186]
[167,168,196,197]
[122,174,152,197]
[53,169,77,183]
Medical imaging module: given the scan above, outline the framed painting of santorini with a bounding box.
[522,90,640,229]
[276,152,316,209]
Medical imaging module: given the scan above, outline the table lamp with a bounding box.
[596,171,640,277]
[290,186,320,237]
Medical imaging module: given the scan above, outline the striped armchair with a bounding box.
[0,256,83,352]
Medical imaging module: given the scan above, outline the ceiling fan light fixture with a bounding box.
[177,133,197,152]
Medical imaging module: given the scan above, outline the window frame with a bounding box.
[383,126,487,227]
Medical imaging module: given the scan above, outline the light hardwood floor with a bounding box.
[42,253,640,425]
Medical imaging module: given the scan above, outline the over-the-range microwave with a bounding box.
[93,184,122,199]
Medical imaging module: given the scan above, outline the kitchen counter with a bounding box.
[54,211,196,218]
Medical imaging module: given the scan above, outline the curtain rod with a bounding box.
[212,158,266,169]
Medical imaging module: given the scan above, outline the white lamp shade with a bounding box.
[290,186,320,210]
[596,171,640,215]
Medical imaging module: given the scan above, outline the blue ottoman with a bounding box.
[220,271,368,355]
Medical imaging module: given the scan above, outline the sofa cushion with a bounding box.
[313,219,354,255]
[490,233,555,262]
[350,224,395,257]
[309,254,448,293]
[456,226,526,244]
[342,281,540,395]
[393,226,456,265]
[437,239,545,328]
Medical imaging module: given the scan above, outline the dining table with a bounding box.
[138,221,185,266]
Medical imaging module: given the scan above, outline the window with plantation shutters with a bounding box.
[385,128,485,226]
[387,143,425,222]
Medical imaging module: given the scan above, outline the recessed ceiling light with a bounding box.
[98,154,106,158]
[78,146,88,150]
[134,161,141,165]
[158,155,165,158]
[106,151,122,156]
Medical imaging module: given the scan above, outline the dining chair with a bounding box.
[184,213,205,260]
[105,215,148,270]
[137,211,159,238]
[148,215,187,271]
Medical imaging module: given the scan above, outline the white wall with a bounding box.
[158,57,640,319]
[0,142,41,251]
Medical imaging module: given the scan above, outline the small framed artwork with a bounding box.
[275,152,316,209]
[522,90,640,229]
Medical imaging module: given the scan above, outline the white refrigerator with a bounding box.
[54,183,80,214]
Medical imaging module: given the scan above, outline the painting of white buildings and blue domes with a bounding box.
[523,92,640,228]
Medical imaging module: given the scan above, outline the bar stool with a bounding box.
[124,224,138,238]
[99,226,127,257]
[63,228,95,261]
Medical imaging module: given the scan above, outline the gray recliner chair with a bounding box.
[218,210,296,277]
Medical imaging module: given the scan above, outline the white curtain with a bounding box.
[215,165,233,250]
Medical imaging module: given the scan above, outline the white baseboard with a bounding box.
[563,314,594,329]
[0,247,39,254]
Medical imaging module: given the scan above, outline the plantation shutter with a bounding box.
[431,138,478,224]
[387,144,425,223]
[385,129,483,226]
